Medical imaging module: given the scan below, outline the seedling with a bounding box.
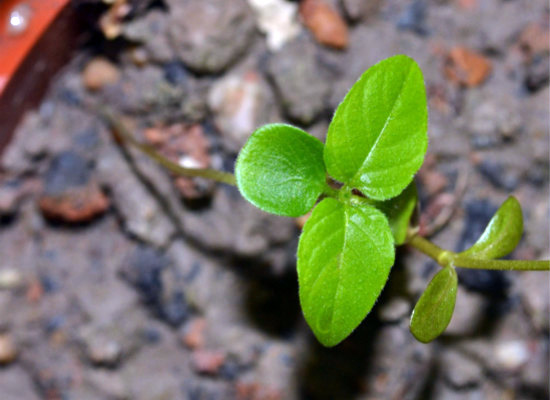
[102,55,550,347]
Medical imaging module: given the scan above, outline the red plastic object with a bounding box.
[0,0,81,152]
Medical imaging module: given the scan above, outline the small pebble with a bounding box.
[477,161,519,191]
[444,47,492,87]
[82,57,121,91]
[397,0,428,36]
[378,297,410,323]
[442,350,482,389]
[158,291,190,327]
[247,0,301,51]
[494,340,530,370]
[39,184,110,224]
[0,334,17,365]
[26,279,44,303]
[191,349,226,375]
[182,318,206,349]
[163,61,188,86]
[87,338,122,367]
[525,55,549,92]
[0,184,22,218]
[0,268,23,290]
[300,0,349,49]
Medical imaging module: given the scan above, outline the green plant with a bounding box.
[102,55,549,348]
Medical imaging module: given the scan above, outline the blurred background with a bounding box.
[0,0,548,399]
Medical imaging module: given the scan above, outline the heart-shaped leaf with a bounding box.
[371,181,418,245]
[458,196,523,260]
[324,55,428,200]
[410,266,457,343]
[235,124,326,217]
[297,198,395,346]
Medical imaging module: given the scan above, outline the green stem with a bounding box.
[99,108,236,186]
[408,234,550,271]
[407,235,453,267]
[323,182,340,198]
[452,257,550,271]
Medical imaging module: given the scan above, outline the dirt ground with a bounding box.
[0,0,548,399]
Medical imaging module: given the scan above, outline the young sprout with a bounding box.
[101,55,550,347]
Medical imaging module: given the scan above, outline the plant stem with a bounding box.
[407,235,453,267]
[452,257,550,271]
[323,182,340,198]
[408,234,550,271]
[99,108,237,186]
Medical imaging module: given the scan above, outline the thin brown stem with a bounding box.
[98,108,236,186]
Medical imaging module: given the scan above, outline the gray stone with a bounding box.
[521,339,549,391]
[76,276,138,324]
[123,10,174,63]
[167,0,256,74]
[519,271,549,330]
[525,86,550,163]
[442,349,483,389]
[476,160,520,191]
[181,186,295,257]
[85,336,123,367]
[358,324,433,400]
[328,23,408,110]
[78,308,151,368]
[101,66,185,116]
[340,0,382,21]
[208,69,279,153]
[0,183,22,218]
[0,366,40,400]
[378,297,411,323]
[120,245,191,327]
[242,342,295,400]
[121,341,196,400]
[1,106,94,175]
[266,35,332,125]
[100,64,209,123]
[445,287,486,336]
[472,0,542,53]
[86,370,130,400]
[307,120,328,142]
[525,55,549,92]
[460,90,522,147]
[97,145,176,248]
[431,379,485,400]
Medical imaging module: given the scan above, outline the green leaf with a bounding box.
[235,124,326,217]
[458,196,523,260]
[410,266,457,343]
[324,55,428,200]
[371,181,418,245]
[297,198,395,347]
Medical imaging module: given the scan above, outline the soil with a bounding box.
[0,0,548,399]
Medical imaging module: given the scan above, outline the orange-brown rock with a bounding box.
[82,57,121,91]
[39,183,109,223]
[181,317,206,349]
[444,47,492,87]
[300,0,349,49]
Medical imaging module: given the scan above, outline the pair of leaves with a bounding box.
[410,197,523,343]
[236,55,428,346]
